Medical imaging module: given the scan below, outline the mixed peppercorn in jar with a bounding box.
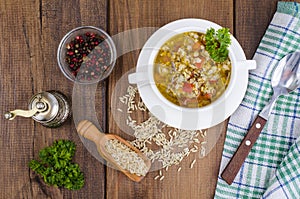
[65,32,112,81]
[57,26,116,84]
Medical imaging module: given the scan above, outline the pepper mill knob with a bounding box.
[4,112,13,120]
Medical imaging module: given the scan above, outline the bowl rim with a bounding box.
[57,26,117,84]
[133,18,255,130]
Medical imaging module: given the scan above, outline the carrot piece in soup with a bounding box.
[183,82,193,93]
[161,55,171,62]
[203,93,212,99]
[195,62,203,69]
[192,42,201,50]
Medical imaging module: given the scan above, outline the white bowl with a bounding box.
[128,18,256,130]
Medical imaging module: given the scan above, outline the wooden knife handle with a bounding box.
[221,116,267,185]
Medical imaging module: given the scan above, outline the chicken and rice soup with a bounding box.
[153,31,231,108]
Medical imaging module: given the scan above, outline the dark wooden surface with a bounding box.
[0,0,295,198]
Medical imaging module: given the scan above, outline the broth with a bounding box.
[154,31,231,108]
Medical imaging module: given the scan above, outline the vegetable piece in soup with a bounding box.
[153,31,231,108]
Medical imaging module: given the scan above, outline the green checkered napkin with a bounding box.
[215,2,300,199]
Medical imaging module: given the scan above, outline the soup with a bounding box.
[153,31,231,108]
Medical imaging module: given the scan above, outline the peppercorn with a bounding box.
[65,32,112,82]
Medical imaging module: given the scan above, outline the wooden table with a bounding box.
[1,0,297,198]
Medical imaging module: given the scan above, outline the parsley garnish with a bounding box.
[29,140,84,190]
[205,27,231,63]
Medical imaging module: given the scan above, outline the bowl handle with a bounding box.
[236,60,257,70]
[128,72,149,84]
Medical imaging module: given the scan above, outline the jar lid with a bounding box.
[28,92,59,123]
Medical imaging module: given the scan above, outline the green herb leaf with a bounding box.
[29,140,84,190]
[205,27,231,62]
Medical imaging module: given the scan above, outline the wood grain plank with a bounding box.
[108,0,233,198]
[0,0,108,198]
[0,1,42,198]
[235,0,299,59]
[38,1,108,198]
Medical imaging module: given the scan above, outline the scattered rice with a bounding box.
[193,138,200,143]
[154,175,160,180]
[118,85,209,179]
[159,176,165,181]
[190,159,196,168]
[199,145,206,158]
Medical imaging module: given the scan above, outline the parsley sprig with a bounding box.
[205,27,231,63]
[29,140,84,190]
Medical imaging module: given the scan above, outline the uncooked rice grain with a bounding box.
[190,159,196,168]
[105,139,148,176]
[119,85,208,176]
[200,145,206,157]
